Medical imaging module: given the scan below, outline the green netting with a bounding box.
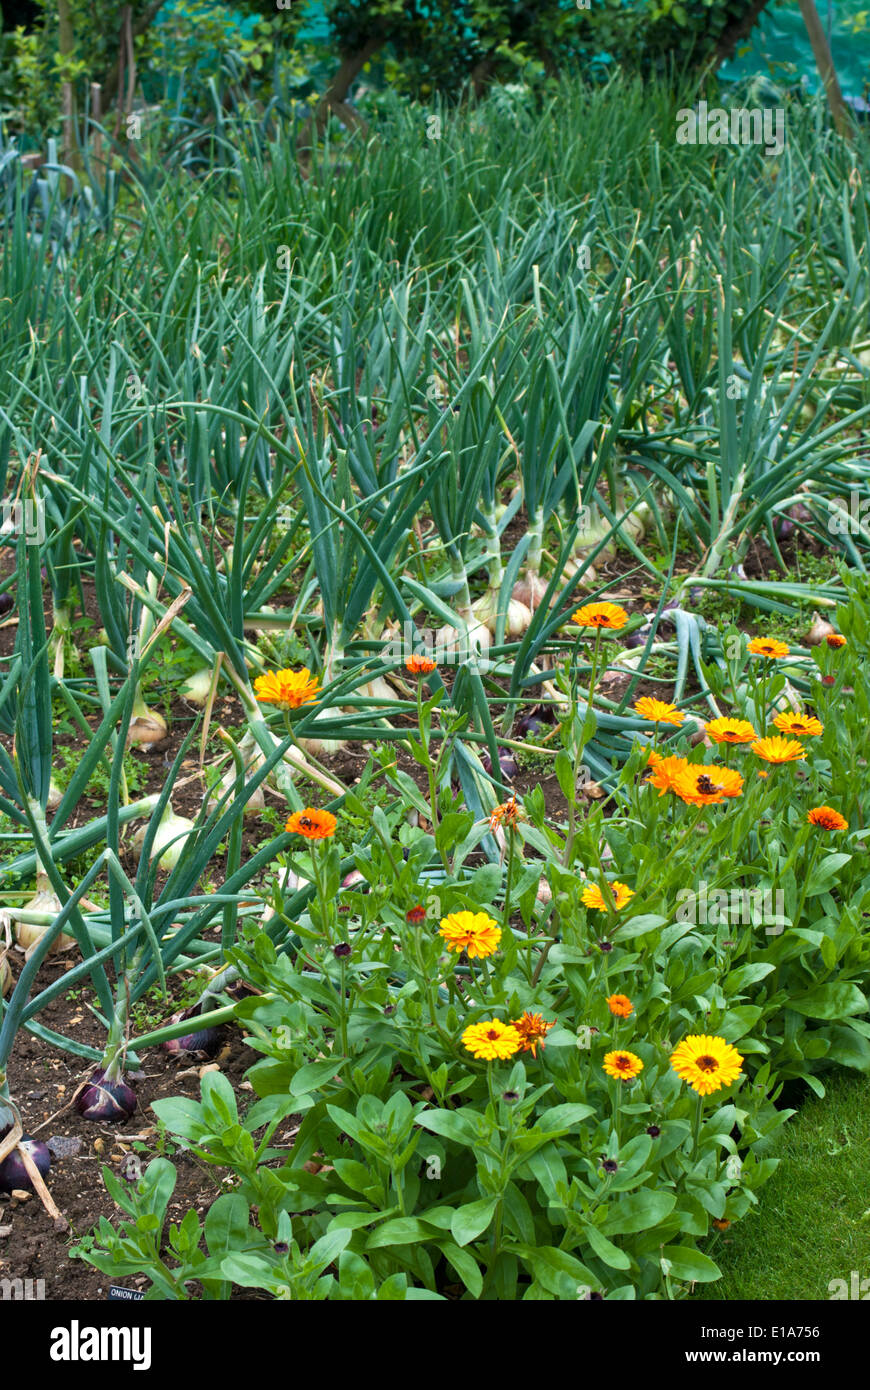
[718,0,870,106]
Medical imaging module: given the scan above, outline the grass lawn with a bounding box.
[701,1074,870,1301]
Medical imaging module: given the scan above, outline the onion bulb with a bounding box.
[354,674,398,703]
[75,1070,137,1123]
[13,876,75,957]
[471,587,532,637]
[127,707,168,746]
[804,612,836,646]
[511,574,550,612]
[131,805,196,871]
[163,1010,224,1059]
[434,617,491,660]
[0,1135,51,1192]
[208,734,266,819]
[295,711,349,757]
[180,667,214,705]
[1,954,11,996]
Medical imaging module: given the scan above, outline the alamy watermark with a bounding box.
[828,1271,870,1299]
[0,498,45,544]
[1,1277,45,1299]
[826,491,870,536]
[676,880,785,935]
[676,102,785,158]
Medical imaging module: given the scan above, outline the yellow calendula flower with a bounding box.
[751,735,806,764]
[747,638,790,659]
[673,765,744,806]
[670,1035,744,1096]
[633,697,685,726]
[582,881,635,911]
[772,712,823,738]
[704,717,757,745]
[603,1050,644,1081]
[570,601,628,631]
[439,910,502,959]
[462,1019,522,1060]
[254,668,321,710]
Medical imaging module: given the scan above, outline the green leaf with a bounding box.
[416,1109,480,1146]
[582,1224,631,1270]
[601,1190,676,1236]
[470,862,503,903]
[659,1244,722,1283]
[450,1197,499,1247]
[789,983,868,1019]
[291,1059,344,1096]
[150,1096,208,1143]
[365,1218,433,1250]
[204,1193,250,1260]
[615,914,669,939]
[436,1241,484,1298]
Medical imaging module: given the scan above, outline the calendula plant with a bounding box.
[76,569,870,1298]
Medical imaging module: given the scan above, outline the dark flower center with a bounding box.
[697,1055,719,1072]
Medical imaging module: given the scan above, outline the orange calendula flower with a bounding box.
[704,717,757,745]
[807,806,848,831]
[607,994,634,1018]
[406,904,427,923]
[633,697,685,726]
[772,712,823,738]
[462,1019,522,1060]
[439,910,502,959]
[570,601,629,631]
[639,745,663,768]
[645,754,691,795]
[285,807,337,840]
[582,881,635,911]
[405,653,437,675]
[826,633,847,649]
[674,765,744,806]
[254,668,320,710]
[511,1011,556,1057]
[603,1050,644,1081]
[712,1218,731,1232]
[747,638,790,659]
[751,735,806,764]
[489,796,524,833]
[670,1034,743,1096]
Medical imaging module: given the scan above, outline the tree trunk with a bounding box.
[101,0,165,107]
[713,0,775,65]
[796,0,853,137]
[57,0,77,168]
[296,37,384,170]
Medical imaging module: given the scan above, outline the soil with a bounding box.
[2,962,260,1299]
